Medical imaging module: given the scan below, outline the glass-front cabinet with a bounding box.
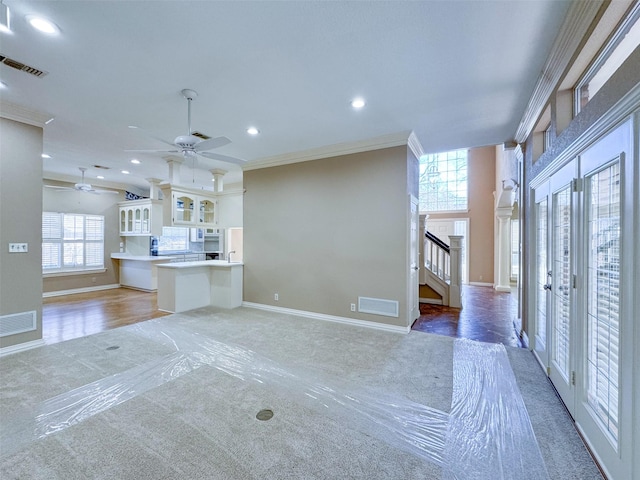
[118,199,163,236]
[161,185,218,227]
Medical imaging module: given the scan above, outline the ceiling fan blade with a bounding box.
[194,136,232,152]
[199,151,246,166]
[93,189,120,195]
[125,149,179,154]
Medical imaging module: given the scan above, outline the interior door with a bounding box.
[548,160,578,416]
[409,195,420,323]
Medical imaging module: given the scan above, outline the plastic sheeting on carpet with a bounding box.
[0,320,549,479]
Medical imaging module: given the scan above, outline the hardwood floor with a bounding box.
[42,288,170,345]
[412,284,523,348]
[43,285,522,348]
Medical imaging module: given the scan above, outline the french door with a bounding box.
[534,160,578,414]
[531,119,634,479]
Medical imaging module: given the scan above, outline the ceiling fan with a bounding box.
[45,168,119,195]
[127,89,246,166]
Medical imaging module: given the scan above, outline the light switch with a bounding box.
[9,243,28,253]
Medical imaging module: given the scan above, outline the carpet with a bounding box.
[0,306,602,479]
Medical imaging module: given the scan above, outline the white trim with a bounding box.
[243,131,412,171]
[469,282,493,287]
[494,286,511,293]
[514,0,604,143]
[0,100,53,127]
[242,302,410,334]
[531,81,640,189]
[407,131,424,159]
[0,339,46,357]
[42,284,120,298]
[419,297,443,305]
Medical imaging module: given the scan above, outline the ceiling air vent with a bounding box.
[0,55,48,77]
[192,131,211,140]
[93,165,110,170]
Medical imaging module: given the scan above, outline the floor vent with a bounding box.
[0,55,48,77]
[0,311,37,337]
[358,297,399,318]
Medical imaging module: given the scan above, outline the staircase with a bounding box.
[419,214,463,308]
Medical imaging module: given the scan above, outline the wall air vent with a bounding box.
[358,297,399,318]
[0,55,48,78]
[191,131,211,140]
[0,311,37,337]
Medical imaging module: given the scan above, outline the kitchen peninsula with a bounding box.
[156,260,243,313]
[110,253,176,291]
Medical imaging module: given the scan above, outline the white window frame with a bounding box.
[42,212,105,275]
[574,2,640,115]
[419,149,469,213]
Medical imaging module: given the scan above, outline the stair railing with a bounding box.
[424,230,451,283]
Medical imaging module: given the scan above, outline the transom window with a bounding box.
[419,149,468,212]
[42,212,105,273]
[575,2,640,114]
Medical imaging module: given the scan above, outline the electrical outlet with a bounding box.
[9,243,28,253]
[350,303,356,312]
[274,293,279,301]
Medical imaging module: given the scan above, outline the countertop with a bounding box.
[110,253,178,261]
[156,260,244,269]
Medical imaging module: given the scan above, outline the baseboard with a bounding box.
[469,282,493,287]
[0,339,46,357]
[494,285,512,293]
[242,302,410,334]
[43,284,121,298]
[419,297,443,305]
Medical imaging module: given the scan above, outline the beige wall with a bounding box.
[427,145,496,283]
[0,118,44,348]
[243,146,414,328]
[42,182,123,293]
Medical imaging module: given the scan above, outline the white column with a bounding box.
[448,235,463,308]
[164,155,183,184]
[494,206,513,292]
[210,169,227,193]
[145,178,163,200]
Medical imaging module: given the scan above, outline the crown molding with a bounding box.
[407,131,424,159]
[243,131,413,171]
[0,100,53,127]
[514,0,604,143]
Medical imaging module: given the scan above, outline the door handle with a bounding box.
[543,284,552,291]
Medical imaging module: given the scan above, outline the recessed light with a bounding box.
[41,153,51,159]
[351,98,366,109]
[0,81,6,89]
[121,170,130,174]
[130,159,140,164]
[97,175,104,180]
[247,127,260,135]
[0,2,11,33]
[127,125,138,129]
[26,15,60,35]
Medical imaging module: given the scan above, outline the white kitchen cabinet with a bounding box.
[160,185,218,227]
[118,199,163,236]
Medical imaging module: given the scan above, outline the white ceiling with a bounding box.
[1,0,572,192]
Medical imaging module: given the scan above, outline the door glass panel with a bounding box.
[586,161,620,443]
[535,199,547,350]
[552,186,571,380]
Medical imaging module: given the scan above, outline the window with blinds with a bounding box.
[586,161,620,444]
[42,212,105,273]
[552,187,572,381]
